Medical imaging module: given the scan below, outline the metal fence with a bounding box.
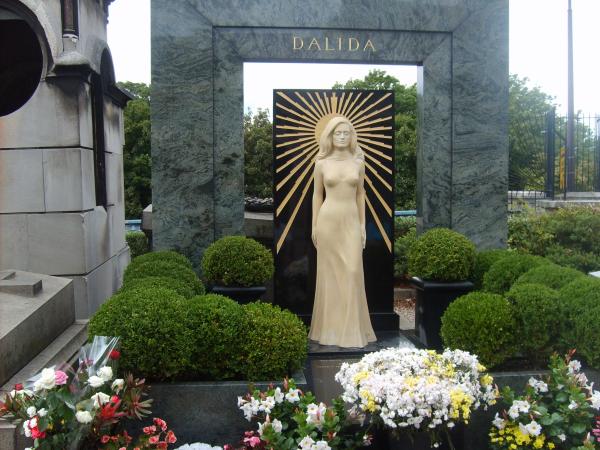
[508,111,600,209]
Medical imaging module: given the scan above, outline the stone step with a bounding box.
[0,271,75,387]
[0,321,88,450]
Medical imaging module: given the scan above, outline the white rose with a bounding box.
[91,392,110,408]
[313,441,332,450]
[97,366,113,382]
[274,387,284,404]
[558,434,566,441]
[492,413,505,430]
[111,378,125,392]
[591,391,600,409]
[37,408,47,417]
[88,375,105,388]
[22,420,31,437]
[33,368,56,391]
[26,406,37,418]
[75,410,93,424]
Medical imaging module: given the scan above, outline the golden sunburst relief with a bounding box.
[273,89,395,254]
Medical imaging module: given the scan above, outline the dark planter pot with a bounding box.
[410,277,474,351]
[210,285,267,303]
[146,370,307,447]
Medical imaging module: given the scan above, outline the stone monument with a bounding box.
[151,0,509,267]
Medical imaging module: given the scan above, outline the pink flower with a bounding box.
[143,425,156,435]
[153,417,167,431]
[166,430,177,443]
[148,435,159,444]
[54,370,68,385]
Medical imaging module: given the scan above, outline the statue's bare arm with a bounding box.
[312,160,324,247]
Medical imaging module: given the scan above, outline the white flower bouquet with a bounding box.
[335,347,497,448]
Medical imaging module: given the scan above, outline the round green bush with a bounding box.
[394,228,417,279]
[123,260,205,295]
[120,276,195,299]
[185,294,248,380]
[506,283,561,365]
[88,287,191,380]
[557,276,600,351]
[130,250,193,270]
[126,231,149,259]
[202,236,274,287]
[482,253,551,294]
[471,249,514,290]
[571,305,600,369]
[441,292,518,368]
[241,302,307,380]
[408,228,476,282]
[545,244,600,273]
[514,263,585,290]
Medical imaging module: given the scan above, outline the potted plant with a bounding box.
[201,236,274,303]
[408,228,476,350]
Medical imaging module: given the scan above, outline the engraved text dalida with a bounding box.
[292,36,376,52]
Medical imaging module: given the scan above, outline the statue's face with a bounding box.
[332,123,351,148]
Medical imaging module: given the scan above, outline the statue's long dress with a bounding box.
[308,158,376,347]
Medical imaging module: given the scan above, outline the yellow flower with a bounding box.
[480,374,493,387]
[353,371,369,384]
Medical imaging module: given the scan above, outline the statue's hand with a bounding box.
[312,229,317,248]
[361,228,366,249]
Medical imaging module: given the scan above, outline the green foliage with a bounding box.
[202,236,274,287]
[514,263,585,290]
[333,69,417,210]
[244,109,273,198]
[572,305,600,369]
[241,302,307,380]
[88,287,190,379]
[506,283,561,365]
[129,250,193,270]
[441,292,518,368]
[394,228,417,279]
[471,249,514,290]
[545,244,600,273]
[125,231,149,259]
[123,260,205,295]
[394,215,417,239]
[508,205,600,272]
[119,276,195,299]
[408,228,476,282]
[186,294,248,379]
[482,253,550,294]
[557,277,600,352]
[118,82,151,219]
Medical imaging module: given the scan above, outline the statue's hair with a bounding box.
[317,116,364,161]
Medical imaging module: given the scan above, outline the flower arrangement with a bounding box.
[233,378,369,450]
[0,336,157,449]
[335,347,497,448]
[490,351,600,450]
[100,417,178,449]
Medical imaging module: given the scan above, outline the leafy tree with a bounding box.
[333,69,417,210]
[244,108,273,198]
[118,82,151,219]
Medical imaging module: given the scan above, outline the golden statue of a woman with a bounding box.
[308,117,376,348]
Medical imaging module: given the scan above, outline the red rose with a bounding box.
[14,384,23,391]
[101,435,111,444]
[109,349,121,360]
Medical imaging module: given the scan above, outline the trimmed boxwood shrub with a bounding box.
[557,276,600,351]
[88,287,191,380]
[130,250,193,270]
[126,231,149,259]
[123,260,205,295]
[441,292,518,368]
[202,236,274,287]
[482,253,550,294]
[185,294,248,380]
[471,249,514,290]
[506,283,561,365]
[394,228,417,279]
[571,305,600,369]
[408,228,476,282]
[394,216,417,240]
[514,263,585,290]
[120,276,195,299]
[241,302,307,380]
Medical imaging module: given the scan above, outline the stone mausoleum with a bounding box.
[0,0,129,319]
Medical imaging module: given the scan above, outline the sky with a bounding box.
[107,0,600,115]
